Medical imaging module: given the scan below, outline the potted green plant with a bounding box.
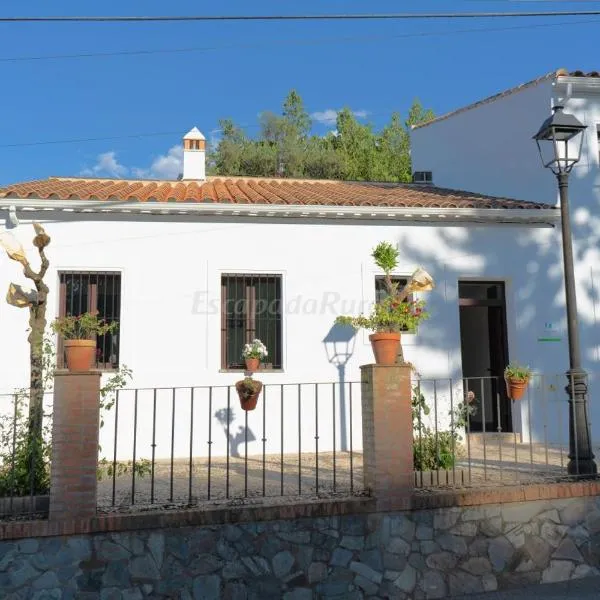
[51,312,118,372]
[504,363,533,400]
[335,242,430,365]
[242,339,268,372]
[235,377,263,411]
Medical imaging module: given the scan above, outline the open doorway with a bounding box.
[458,281,512,433]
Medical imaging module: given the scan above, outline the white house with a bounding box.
[0,127,580,462]
[410,68,600,449]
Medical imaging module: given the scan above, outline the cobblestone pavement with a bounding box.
[455,576,600,599]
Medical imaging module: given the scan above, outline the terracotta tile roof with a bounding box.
[0,176,552,210]
[412,68,599,131]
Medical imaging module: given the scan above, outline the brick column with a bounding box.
[361,364,414,511]
[50,371,101,521]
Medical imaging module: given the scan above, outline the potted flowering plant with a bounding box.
[335,242,431,365]
[51,311,118,372]
[235,377,263,411]
[504,363,532,401]
[242,339,268,372]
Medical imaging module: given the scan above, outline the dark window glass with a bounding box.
[58,272,121,369]
[459,282,504,302]
[375,276,408,304]
[221,274,282,370]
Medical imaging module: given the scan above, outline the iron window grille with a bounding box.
[221,274,283,370]
[57,272,121,370]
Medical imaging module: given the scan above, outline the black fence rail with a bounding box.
[0,392,52,519]
[97,381,365,510]
[412,374,599,490]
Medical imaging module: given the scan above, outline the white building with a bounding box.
[0,126,582,460]
[411,67,600,447]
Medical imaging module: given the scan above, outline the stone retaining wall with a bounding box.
[2,494,600,599]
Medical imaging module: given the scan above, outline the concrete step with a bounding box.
[467,432,521,445]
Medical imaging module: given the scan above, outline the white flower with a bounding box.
[241,338,269,359]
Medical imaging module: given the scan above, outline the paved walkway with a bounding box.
[456,577,600,599]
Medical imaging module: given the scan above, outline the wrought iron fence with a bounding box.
[0,392,52,519]
[412,374,599,490]
[97,381,365,510]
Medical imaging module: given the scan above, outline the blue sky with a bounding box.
[0,1,597,185]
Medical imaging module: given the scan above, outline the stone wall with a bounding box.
[2,495,600,599]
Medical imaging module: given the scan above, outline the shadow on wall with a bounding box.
[322,323,357,452]
[215,407,256,459]
[394,168,600,445]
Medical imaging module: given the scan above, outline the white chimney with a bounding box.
[182,127,206,180]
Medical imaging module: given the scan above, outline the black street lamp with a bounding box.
[534,105,597,476]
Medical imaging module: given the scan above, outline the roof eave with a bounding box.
[0,198,559,226]
[412,70,557,131]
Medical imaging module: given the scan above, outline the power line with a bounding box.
[0,17,596,63]
[0,131,182,149]
[1,11,600,23]
[0,18,596,150]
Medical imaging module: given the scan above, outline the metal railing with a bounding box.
[0,392,52,519]
[97,381,365,510]
[412,374,598,490]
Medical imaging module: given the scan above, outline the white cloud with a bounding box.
[132,145,183,180]
[81,145,184,180]
[311,108,370,127]
[80,151,128,178]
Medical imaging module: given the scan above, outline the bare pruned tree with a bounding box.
[1,223,51,437]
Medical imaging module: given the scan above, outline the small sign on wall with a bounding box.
[537,322,562,343]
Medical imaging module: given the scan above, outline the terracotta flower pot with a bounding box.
[505,377,529,401]
[245,357,260,372]
[369,332,401,366]
[235,380,263,411]
[64,339,96,372]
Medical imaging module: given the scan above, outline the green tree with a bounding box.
[282,89,311,138]
[211,91,434,183]
[333,108,379,181]
[406,98,435,129]
[214,118,247,176]
[377,113,410,182]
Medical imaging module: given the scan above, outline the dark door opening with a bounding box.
[458,281,512,433]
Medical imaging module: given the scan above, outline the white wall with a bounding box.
[411,76,600,447]
[411,77,600,208]
[1,213,592,458]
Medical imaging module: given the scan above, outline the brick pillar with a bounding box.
[361,364,414,511]
[50,371,101,521]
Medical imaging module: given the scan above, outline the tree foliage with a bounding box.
[209,90,433,182]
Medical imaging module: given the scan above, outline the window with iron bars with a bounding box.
[57,272,121,370]
[221,274,282,370]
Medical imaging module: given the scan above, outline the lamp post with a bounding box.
[534,105,597,476]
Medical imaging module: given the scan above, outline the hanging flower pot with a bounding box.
[64,339,97,372]
[505,377,529,401]
[369,332,401,366]
[504,363,533,400]
[245,358,260,372]
[235,378,263,411]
